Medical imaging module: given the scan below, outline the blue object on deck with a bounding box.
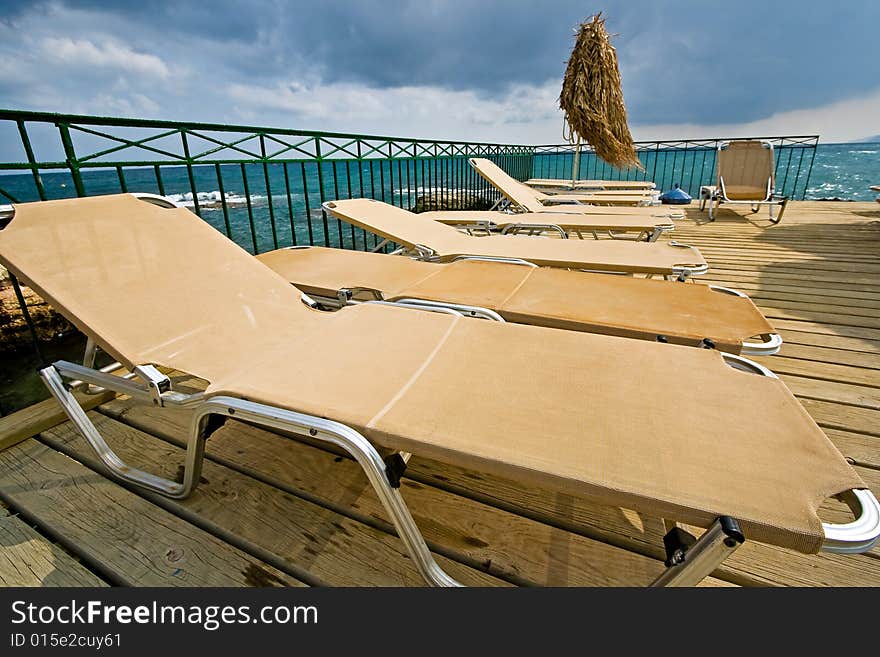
[659,184,692,205]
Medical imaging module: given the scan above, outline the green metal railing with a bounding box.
[0,110,534,255]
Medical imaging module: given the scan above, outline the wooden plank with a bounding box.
[824,428,880,470]
[758,307,880,331]
[0,507,107,587]
[770,318,880,342]
[702,276,880,302]
[0,389,116,453]
[704,267,880,290]
[781,374,880,410]
[700,259,880,274]
[701,257,880,275]
[751,298,880,319]
[41,413,504,587]
[696,244,880,258]
[732,289,880,313]
[0,438,305,587]
[693,244,880,258]
[798,398,880,437]
[700,277,880,301]
[756,356,880,389]
[775,343,880,370]
[776,329,880,353]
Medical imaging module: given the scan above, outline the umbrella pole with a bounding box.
[571,139,581,189]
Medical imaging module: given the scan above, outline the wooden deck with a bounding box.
[1,200,878,587]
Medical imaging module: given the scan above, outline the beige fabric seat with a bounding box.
[256,246,780,355]
[1,194,875,586]
[324,198,707,278]
[471,157,659,210]
[698,140,788,222]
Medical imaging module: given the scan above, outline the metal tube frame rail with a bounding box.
[709,285,784,356]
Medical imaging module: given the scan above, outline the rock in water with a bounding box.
[411,190,493,212]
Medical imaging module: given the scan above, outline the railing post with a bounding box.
[179,130,201,216]
[314,137,330,246]
[801,139,819,200]
[259,134,279,250]
[57,123,86,197]
[240,162,258,252]
[282,162,297,247]
[214,163,232,238]
[357,141,368,246]
[17,121,47,201]
[8,273,44,366]
[300,162,315,246]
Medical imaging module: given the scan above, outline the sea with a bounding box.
[804,143,879,200]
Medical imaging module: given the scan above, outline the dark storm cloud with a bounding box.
[0,0,878,126]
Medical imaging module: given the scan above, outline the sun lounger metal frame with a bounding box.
[525,178,657,192]
[698,141,789,223]
[435,198,679,241]
[498,222,672,242]
[38,341,880,586]
[442,217,674,243]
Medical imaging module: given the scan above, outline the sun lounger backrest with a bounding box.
[324,199,704,274]
[0,194,315,380]
[718,140,774,200]
[257,246,437,298]
[323,199,468,253]
[469,158,547,212]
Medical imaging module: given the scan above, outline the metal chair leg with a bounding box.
[40,366,206,498]
[190,396,464,587]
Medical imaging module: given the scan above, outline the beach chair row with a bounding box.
[0,167,872,587]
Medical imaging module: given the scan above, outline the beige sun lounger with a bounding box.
[471,158,659,210]
[257,245,781,355]
[324,198,708,279]
[526,178,657,191]
[699,140,788,222]
[419,208,677,241]
[1,193,876,587]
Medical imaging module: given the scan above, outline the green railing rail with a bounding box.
[532,136,819,201]
[0,109,820,410]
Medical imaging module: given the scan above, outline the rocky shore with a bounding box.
[410,190,494,212]
[0,268,75,352]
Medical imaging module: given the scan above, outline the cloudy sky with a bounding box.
[1,0,878,144]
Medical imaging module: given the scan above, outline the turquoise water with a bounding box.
[804,143,879,201]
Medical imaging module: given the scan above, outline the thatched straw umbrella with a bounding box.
[560,13,642,186]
